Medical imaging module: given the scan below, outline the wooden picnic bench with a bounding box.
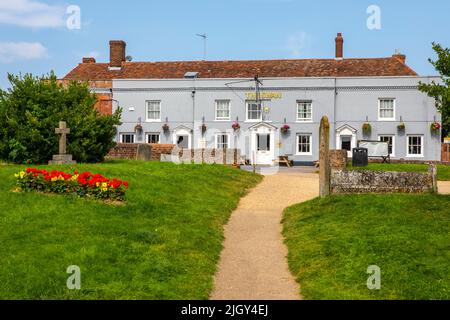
[276,155,294,167]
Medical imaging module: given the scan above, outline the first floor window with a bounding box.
[216,134,229,149]
[121,133,135,144]
[146,100,161,121]
[215,100,231,120]
[379,135,395,156]
[379,99,395,120]
[297,134,312,154]
[297,101,312,122]
[247,101,262,121]
[407,135,423,156]
[147,133,160,144]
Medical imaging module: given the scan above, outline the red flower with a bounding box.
[123,181,129,189]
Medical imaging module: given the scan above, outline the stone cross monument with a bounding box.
[49,121,77,165]
[319,116,331,197]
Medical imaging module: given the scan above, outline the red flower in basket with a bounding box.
[232,122,240,131]
[431,122,441,131]
[281,124,290,133]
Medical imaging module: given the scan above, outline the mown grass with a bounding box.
[347,163,450,181]
[282,194,450,300]
[0,160,262,299]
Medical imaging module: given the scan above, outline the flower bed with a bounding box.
[14,168,129,201]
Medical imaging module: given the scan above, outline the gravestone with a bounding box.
[319,116,330,197]
[136,144,151,161]
[49,121,76,165]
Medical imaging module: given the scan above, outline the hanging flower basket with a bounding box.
[134,124,143,133]
[281,124,290,134]
[162,124,170,132]
[430,122,441,132]
[397,122,406,131]
[362,123,371,135]
[232,122,240,131]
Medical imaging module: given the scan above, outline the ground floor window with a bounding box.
[120,133,135,144]
[297,134,312,155]
[146,133,160,144]
[407,135,424,156]
[216,134,229,149]
[379,135,395,156]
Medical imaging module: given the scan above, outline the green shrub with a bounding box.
[0,73,122,164]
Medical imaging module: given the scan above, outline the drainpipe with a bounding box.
[333,78,337,149]
[191,79,196,149]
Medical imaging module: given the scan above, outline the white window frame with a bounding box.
[215,100,231,121]
[296,133,313,155]
[246,101,262,122]
[296,101,313,122]
[146,132,160,144]
[406,135,424,157]
[378,98,396,121]
[378,135,396,157]
[145,100,161,122]
[120,133,135,144]
[215,133,230,150]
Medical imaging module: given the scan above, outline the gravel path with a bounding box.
[438,181,450,194]
[210,169,319,300]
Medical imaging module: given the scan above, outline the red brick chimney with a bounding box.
[335,33,344,60]
[109,40,126,68]
[82,57,96,64]
[392,51,406,64]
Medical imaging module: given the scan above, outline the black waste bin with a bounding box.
[352,147,368,167]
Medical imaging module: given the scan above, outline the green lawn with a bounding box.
[0,160,262,299]
[282,194,450,300]
[347,163,450,181]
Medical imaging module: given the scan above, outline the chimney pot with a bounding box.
[392,51,406,64]
[335,33,344,59]
[82,57,96,64]
[109,40,126,68]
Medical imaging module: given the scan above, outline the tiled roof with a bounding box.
[63,57,417,81]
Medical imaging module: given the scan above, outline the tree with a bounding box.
[0,72,122,164]
[419,43,450,138]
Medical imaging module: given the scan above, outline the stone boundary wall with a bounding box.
[331,166,437,194]
[106,143,175,160]
[167,148,241,165]
[105,144,240,165]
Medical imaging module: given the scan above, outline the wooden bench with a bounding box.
[276,155,293,167]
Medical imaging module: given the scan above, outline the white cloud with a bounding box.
[0,42,48,63]
[286,31,311,58]
[0,0,65,28]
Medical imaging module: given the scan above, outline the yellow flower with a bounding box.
[58,176,64,181]
[71,174,79,181]
[101,187,108,192]
[101,182,107,188]
[96,182,101,187]
[51,177,58,182]
[19,171,26,179]
[14,173,19,178]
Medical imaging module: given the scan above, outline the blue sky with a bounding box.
[0,0,449,89]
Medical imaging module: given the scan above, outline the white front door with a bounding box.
[173,129,192,149]
[336,125,357,158]
[251,124,275,165]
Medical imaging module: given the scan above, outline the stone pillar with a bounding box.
[429,164,438,194]
[319,116,331,197]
